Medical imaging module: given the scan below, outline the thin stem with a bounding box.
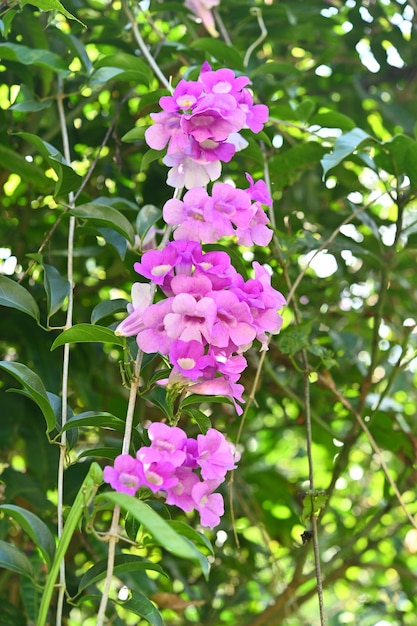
[96,350,143,626]
[243,8,268,68]
[122,0,170,89]
[55,75,76,626]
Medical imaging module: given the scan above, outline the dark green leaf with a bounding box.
[0,144,50,187]
[136,205,162,240]
[122,126,146,143]
[70,203,135,244]
[0,540,34,580]
[0,276,40,322]
[167,520,214,555]
[189,39,244,71]
[0,361,56,433]
[61,411,126,433]
[277,322,312,356]
[91,299,128,325]
[310,111,356,131]
[50,324,126,350]
[78,554,166,593]
[181,406,211,434]
[0,505,55,569]
[43,264,70,319]
[116,593,164,626]
[0,42,70,76]
[20,0,85,24]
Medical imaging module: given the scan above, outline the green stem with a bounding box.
[36,464,103,626]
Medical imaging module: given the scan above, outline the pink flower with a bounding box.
[197,429,238,480]
[192,480,224,528]
[184,0,220,38]
[164,293,217,343]
[165,466,200,511]
[103,454,143,496]
[115,283,152,337]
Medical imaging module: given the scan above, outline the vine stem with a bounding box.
[122,0,170,89]
[96,350,143,626]
[55,76,76,626]
[96,188,179,625]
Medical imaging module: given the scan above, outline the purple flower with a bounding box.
[115,283,152,337]
[141,460,179,493]
[165,466,200,511]
[184,0,220,38]
[103,454,143,496]
[197,428,237,481]
[164,293,217,343]
[210,290,257,349]
[192,480,224,529]
[136,298,173,355]
[147,422,187,466]
[169,339,213,380]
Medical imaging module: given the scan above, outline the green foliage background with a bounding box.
[1,1,417,625]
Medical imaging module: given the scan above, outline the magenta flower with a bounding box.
[210,290,256,349]
[197,428,238,480]
[103,454,143,496]
[192,480,224,529]
[136,298,173,355]
[165,466,200,511]
[169,339,213,380]
[147,422,187,466]
[164,293,217,343]
[141,460,179,493]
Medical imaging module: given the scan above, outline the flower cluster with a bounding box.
[163,173,273,246]
[116,240,286,413]
[145,62,269,188]
[103,423,238,528]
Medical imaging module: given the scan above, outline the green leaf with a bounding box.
[277,322,312,356]
[300,490,328,526]
[140,149,164,172]
[179,393,234,409]
[0,276,40,322]
[78,554,166,593]
[0,505,55,569]
[270,142,326,191]
[167,520,214,555]
[44,264,70,319]
[94,53,152,84]
[189,39,244,71]
[0,42,70,76]
[70,203,135,244]
[116,593,164,626]
[136,205,162,240]
[16,132,82,196]
[181,407,211,434]
[250,61,301,78]
[96,492,210,577]
[91,299,128,325]
[20,0,85,25]
[77,447,121,461]
[321,128,374,178]
[122,126,146,143]
[50,324,126,350]
[0,540,35,580]
[61,411,126,434]
[310,111,356,131]
[0,144,50,188]
[96,227,128,260]
[0,361,56,433]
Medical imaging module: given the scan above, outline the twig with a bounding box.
[55,75,76,626]
[243,8,267,69]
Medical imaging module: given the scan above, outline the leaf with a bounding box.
[122,126,146,143]
[91,299,128,325]
[277,322,312,356]
[70,203,135,244]
[136,205,162,240]
[140,149,165,172]
[115,593,164,626]
[78,554,166,593]
[181,406,211,434]
[321,128,374,178]
[300,490,328,526]
[50,324,126,350]
[16,132,82,196]
[189,39,244,71]
[61,411,126,434]
[77,447,121,461]
[96,227,127,260]
[0,361,56,433]
[96,492,210,577]
[310,111,356,131]
[0,505,55,569]
[43,264,70,319]
[0,42,70,76]
[179,393,234,409]
[270,142,326,191]
[20,0,85,25]
[94,53,152,84]
[0,540,34,580]
[0,276,40,322]
[0,144,50,188]
[167,520,214,555]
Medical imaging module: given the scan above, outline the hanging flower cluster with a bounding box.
[145,62,268,188]
[116,240,285,413]
[104,423,238,528]
[104,65,286,528]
